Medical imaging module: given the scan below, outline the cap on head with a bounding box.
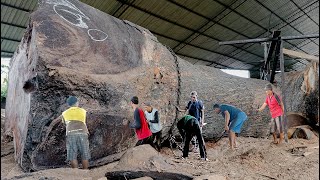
[264,83,273,91]
[67,96,78,106]
[144,101,152,107]
[131,96,139,105]
[190,91,197,96]
[213,103,220,109]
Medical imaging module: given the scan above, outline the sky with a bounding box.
[1,58,10,85]
[1,58,10,66]
[221,69,250,78]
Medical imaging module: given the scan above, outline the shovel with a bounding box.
[214,130,226,143]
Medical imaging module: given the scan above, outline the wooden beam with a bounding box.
[283,48,319,62]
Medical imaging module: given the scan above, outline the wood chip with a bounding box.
[257,173,277,179]
[303,151,314,157]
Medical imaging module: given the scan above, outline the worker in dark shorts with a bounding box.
[177,115,207,161]
[61,96,90,169]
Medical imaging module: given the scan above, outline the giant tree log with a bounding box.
[5,0,316,172]
[276,62,319,128]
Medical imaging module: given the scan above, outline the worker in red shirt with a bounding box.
[258,84,285,144]
[129,96,153,146]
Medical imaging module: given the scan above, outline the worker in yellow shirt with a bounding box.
[61,96,90,169]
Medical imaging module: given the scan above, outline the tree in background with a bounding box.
[1,64,9,106]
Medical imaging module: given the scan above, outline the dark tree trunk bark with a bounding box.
[4,0,317,172]
[276,62,319,129]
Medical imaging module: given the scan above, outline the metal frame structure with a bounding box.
[115,0,264,64]
[1,1,32,56]
[211,0,318,58]
[1,0,318,73]
[219,33,320,143]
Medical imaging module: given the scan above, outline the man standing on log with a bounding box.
[143,101,162,152]
[129,96,153,147]
[61,96,90,169]
[213,104,247,150]
[177,115,207,161]
[257,84,285,144]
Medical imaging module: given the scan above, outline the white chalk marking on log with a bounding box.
[47,0,89,19]
[47,0,109,42]
[47,0,90,29]
[87,29,108,41]
[53,6,89,29]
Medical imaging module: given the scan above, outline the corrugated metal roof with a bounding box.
[1,0,37,57]
[1,0,319,72]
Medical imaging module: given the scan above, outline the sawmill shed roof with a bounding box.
[1,0,319,74]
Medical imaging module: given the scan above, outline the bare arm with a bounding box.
[224,111,230,131]
[258,103,268,112]
[280,102,284,112]
[175,105,187,112]
[175,105,189,116]
[51,115,63,125]
[61,115,65,124]
[201,109,205,126]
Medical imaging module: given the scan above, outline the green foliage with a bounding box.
[1,64,9,102]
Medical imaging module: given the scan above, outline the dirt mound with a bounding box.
[115,145,178,173]
[235,148,264,162]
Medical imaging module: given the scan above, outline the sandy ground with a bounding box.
[1,108,319,180]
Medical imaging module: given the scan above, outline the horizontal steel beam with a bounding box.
[115,0,264,60]
[288,0,319,26]
[1,50,14,54]
[219,34,319,45]
[254,0,319,47]
[212,0,318,54]
[151,30,258,67]
[1,21,27,29]
[1,2,31,12]
[1,37,21,42]
[167,0,251,42]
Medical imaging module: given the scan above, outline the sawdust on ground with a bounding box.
[1,109,319,180]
